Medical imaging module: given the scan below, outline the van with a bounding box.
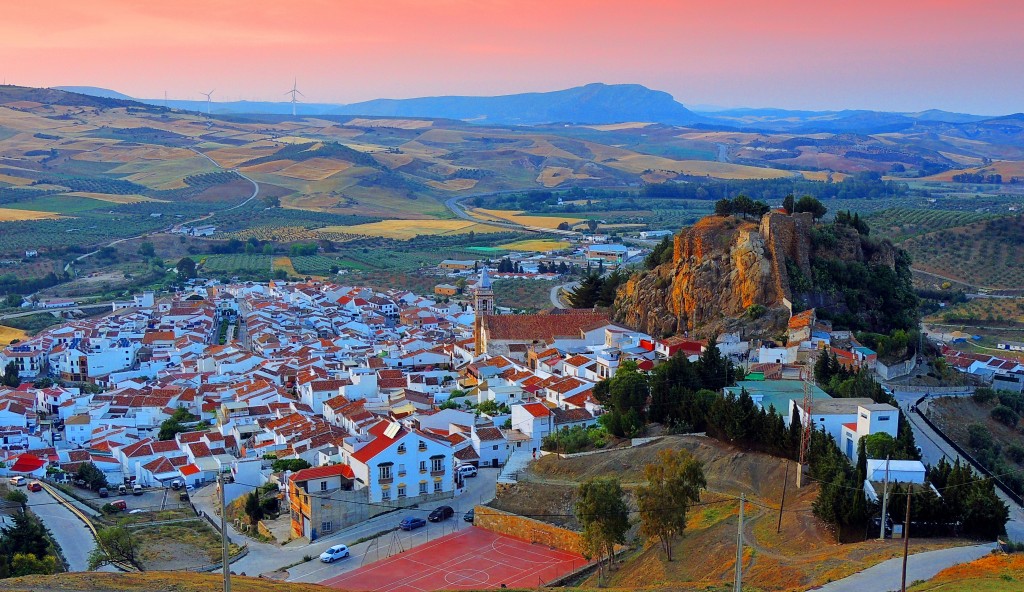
[8,476,26,487]
[110,499,127,512]
[118,484,127,495]
[132,484,143,496]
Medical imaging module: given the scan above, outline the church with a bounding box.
[471,266,617,358]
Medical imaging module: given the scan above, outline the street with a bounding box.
[815,543,995,592]
[892,393,1024,541]
[188,466,498,579]
[26,485,110,572]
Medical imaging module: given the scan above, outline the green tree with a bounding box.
[244,491,265,525]
[644,236,674,270]
[76,461,108,491]
[2,361,19,387]
[575,476,630,574]
[586,219,599,232]
[10,552,58,576]
[596,361,649,437]
[137,242,156,258]
[88,525,141,570]
[782,194,795,214]
[270,458,312,472]
[4,489,28,509]
[862,432,899,459]
[5,293,23,308]
[158,407,199,441]
[636,448,706,561]
[793,195,827,220]
[0,512,54,575]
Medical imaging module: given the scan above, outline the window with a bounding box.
[492,445,498,450]
[419,460,427,472]
[398,463,406,476]
[382,489,391,501]
[397,486,406,498]
[433,481,442,493]
[419,482,428,494]
[431,457,444,473]
[418,440,427,451]
[320,481,328,491]
[397,443,406,454]
[321,521,333,533]
[878,416,890,421]
[379,464,393,481]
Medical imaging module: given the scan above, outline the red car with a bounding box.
[28,481,42,492]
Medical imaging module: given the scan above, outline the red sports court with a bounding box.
[321,527,586,592]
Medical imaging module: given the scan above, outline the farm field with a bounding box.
[926,298,1024,325]
[0,324,29,344]
[64,191,161,204]
[0,207,60,221]
[272,256,300,277]
[902,215,1024,289]
[865,208,996,241]
[199,254,273,273]
[498,239,571,252]
[471,208,584,229]
[318,219,503,240]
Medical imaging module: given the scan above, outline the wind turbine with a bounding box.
[285,79,304,117]
[200,89,214,115]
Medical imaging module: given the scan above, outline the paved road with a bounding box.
[189,148,260,211]
[190,467,498,578]
[814,543,995,592]
[549,281,578,309]
[893,394,1024,541]
[27,486,104,571]
[443,194,578,238]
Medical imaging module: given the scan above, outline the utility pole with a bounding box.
[901,491,912,592]
[879,455,890,540]
[777,461,789,534]
[734,494,745,592]
[219,474,231,592]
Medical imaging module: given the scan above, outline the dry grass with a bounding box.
[0,325,29,344]
[0,172,34,186]
[472,208,583,229]
[0,207,61,221]
[275,158,353,181]
[582,122,654,131]
[319,219,503,240]
[801,170,849,182]
[498,239,571,252]
[537,166,597,187]
[425,178,479,191]
[345,117,433,129]
[605,153,793,180]
[909,552,1024,591]
[273,256,300,277]
[921,160,1024,182]
[64,191,160,204]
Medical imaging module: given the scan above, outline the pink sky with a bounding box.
[2,0,1021,114]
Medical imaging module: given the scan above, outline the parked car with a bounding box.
[399,516,426,530]
[428,505,454,522]
[118,484,128,495]
[179,491,189,502]
[98,487,109,498]
[28,481,42,492]
[8,476,26,487]
[319,544,350,563]
[463,508,474,523]
[73,478,87,488]
[457,465,478,478]
[132,484,143,496]
[170,479,183,490]
[109,499,127,512]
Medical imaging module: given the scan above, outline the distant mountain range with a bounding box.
[53,83,1017,134]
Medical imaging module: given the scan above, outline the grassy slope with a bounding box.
[908,552,1024,591]
[491,436,966,592]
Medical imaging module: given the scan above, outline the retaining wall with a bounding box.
[473,505,586,555]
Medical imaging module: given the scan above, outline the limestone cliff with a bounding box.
[615,211,907,338]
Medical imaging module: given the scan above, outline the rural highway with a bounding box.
[189,148,261,211]
[443,194,578,238]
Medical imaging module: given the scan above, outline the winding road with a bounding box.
[443,194,579,237]
[189,148,260,211]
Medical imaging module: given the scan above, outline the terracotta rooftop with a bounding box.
[482,311,611,341]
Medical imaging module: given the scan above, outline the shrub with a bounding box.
[972,387,997,404]
[991,405,1020,428]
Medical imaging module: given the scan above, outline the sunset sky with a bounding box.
[2,0,1021,114]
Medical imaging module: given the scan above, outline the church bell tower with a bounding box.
[473,266,494,353]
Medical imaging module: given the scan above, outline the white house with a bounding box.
[342,419,454,504]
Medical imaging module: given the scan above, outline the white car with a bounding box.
[457,465,477,478]
[319,544,350,563]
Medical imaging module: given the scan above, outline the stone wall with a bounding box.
[474,505,586,555]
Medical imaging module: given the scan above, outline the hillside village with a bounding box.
[0,249,935,531]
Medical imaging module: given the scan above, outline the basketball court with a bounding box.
[320,527,586,592]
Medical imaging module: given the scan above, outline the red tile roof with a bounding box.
[351,420,406,464]
[289,464,355,482]
[482,311,610,341]
[521,402,551,418]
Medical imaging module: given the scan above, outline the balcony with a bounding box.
[430,469,445,476]
[378,477,393,485]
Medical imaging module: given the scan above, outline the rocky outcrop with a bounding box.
[614,211,902,338]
